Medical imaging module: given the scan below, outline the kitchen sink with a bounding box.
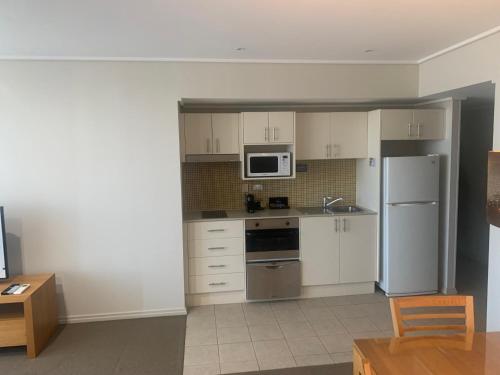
[298,206,364,215]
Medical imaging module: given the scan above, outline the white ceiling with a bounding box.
[1,0,500,63]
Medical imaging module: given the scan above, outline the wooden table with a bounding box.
[0,274,58,358]
[353,332,500,375]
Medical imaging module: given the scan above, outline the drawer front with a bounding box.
[188,220,243,240]
[189,255,244,276]
[188,237,244,258]
[189,273,245,294]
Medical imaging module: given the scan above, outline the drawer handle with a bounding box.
[209,282,227,286]
[208,229,225,232]
[208,247,226,250]
[208,264,227,268]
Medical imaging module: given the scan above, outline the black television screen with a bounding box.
[0,207,7,279]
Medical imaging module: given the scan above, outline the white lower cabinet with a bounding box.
[300,215,377,286]
[187,220,245,297]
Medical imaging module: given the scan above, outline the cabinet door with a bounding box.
[243,112,269,144]
[212,113,239,154]
[380,110,414,140]
[413,109,445,140]
[330,112,368,158]
[184,113,213,154]
[269,112,295,143]
[295,113,330,160]
[339,215,377,283]
[300,217,340,286]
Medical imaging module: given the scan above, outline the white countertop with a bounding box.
[183,207,377,222]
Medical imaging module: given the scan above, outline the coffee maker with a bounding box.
[245,194,262,213]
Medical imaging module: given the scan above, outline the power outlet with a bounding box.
[252,184,263,191]
[241,184,249,193]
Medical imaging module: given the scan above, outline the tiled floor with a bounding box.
[183,292,392,374]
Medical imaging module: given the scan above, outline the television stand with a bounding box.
[0,273,58,358]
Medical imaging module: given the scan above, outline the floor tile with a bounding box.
[340,317,379,333]
[369,313,394,331]
[219,360,259,374]
[351,331,385,339]
[257,356,296,370]
[249,323,284,341]
[319,333,354,353]
[215,303,243,315]
[380,330,395,337]
[184,345,219,366]
[215,312,246,328]
[218,342,256,363]
[279,321,316,339]
[310,318,347,336]
[286,337,327,356]
[187,315,216,329]
[294,354,333,367]
[274,308,307,323]
[347,293,388,305]
[358,302,391,316]
[244,309,277,326]
[301,307,337,321]
[321,295,352,306]
[298,298,326,309]
[183,363,220,375]
[243,302,272,313]
[331,352,353,364]
[330,304,369,319]
[188,305,215,318]
[253,339,293,360]
[270,300,300,311]
[185,327,217,346]
[217,326,250,344]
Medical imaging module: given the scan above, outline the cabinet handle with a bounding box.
[207,229,225,232]
[208,264,227,268]
[264,127,268,141]
[408,123,412,137]
[335,218,338,232]
[216,138,220,153]
[206,139,211,153]
[343,218,347,232]
[208,246,226,250]
[326,145,329,158]
[209,282,227,286]
[417,123,422,138]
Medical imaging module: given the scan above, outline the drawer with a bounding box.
[188,237,244,258]
[189,273,245,294]
[188,220,243,240]
[189,255,244,276]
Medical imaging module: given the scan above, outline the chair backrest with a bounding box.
[390,295,474,337]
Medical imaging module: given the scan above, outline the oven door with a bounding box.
[246,260,301,300]
[245,227,299,261]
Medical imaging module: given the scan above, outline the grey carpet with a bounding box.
[0,315,352,375]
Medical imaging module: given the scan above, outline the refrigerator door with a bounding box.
[382,202,439,296]
[384,156,440,204]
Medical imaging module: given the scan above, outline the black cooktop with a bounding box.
[201,210,228,219]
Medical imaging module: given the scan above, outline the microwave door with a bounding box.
[249,156,279,176]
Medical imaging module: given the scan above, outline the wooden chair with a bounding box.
[363,359,376,375]
[390,295,474,337]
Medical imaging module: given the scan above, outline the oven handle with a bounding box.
[247,260,299,269]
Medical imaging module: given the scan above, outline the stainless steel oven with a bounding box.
[245,218,300,300]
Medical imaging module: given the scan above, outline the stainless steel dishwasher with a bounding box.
[245,217,300,300]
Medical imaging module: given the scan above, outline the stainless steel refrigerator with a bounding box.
[379,155,439,296]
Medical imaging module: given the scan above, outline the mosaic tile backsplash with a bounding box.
[182,159,356,211]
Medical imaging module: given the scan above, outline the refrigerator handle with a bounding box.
[388,201,438,207]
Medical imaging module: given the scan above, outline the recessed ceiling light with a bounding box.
[364,49,375,53]
[235,47,246,52]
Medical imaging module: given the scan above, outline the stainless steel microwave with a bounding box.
[246,152,291,177]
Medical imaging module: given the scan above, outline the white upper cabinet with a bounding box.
[242,112,270,144]
[184,113,213,154]
[212,113,239,154]
[296,112,368,160]
[269,112,295,143]
[380,109,445,140]
[296,113,330,160]
[300,217,340,286]
[330,112,368,159]
[243,112,295,145]
[184,113,239,155]
[339,215,377,283]
[413,109,446,140]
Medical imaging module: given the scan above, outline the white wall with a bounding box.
[0,61,418,322]
[419,31,500,331]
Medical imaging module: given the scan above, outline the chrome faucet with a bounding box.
[322,196,344,209]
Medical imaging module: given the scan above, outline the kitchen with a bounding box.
[180,106,453,306]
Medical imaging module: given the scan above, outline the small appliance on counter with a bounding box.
[246,194,263,213]
[268,197,289,209]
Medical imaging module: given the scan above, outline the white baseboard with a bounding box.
[59,307,187,324]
